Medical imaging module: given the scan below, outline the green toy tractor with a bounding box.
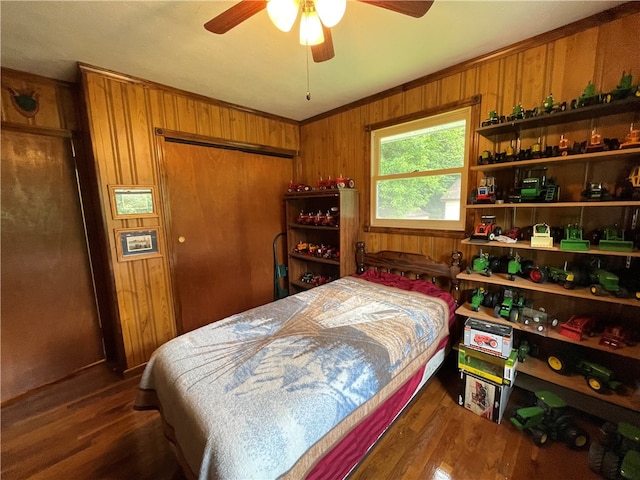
[589,421,640,480]
[510,390,589,449]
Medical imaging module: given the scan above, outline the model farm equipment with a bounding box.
[510,390,589,449]
[471,176,497,204]
[547,349,623,394]
[470,215,502,241]
[589,421,640,480]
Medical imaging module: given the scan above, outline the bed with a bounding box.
[134,244,462,480]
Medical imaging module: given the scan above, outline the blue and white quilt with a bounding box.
[135,276,450,479]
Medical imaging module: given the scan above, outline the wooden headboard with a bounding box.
[355,242,462,299]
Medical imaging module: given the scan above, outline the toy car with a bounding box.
[470,215,502,241]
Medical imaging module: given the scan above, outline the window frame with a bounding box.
[367,98,479,233]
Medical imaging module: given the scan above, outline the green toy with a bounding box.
[510,390,589,449]
[589,421,640,480]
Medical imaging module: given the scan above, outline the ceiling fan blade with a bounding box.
[311,25,335,63]
[204,0,267,34]
[358,0,434,18]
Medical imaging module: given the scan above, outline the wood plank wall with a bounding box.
[297,7,640,267]
[79,67,300,373]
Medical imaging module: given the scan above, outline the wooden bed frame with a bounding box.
[356,242,462,300]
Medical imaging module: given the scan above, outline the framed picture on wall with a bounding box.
[108,185,158,219]
[115,227,163,262]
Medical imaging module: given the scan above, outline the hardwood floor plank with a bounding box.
[1,355,606,480]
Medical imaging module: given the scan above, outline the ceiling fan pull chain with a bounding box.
[306,45,311,101]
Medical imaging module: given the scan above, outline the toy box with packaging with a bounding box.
[458,343,518,386]
[463,317,513,357]
[458,370,514,424]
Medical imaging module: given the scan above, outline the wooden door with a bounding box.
[158,137,292,333]
[1,130,104,402]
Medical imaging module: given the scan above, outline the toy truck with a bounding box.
[589,421,640,480]
[510,390,589,449]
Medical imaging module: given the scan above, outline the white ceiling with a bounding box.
[0,1,628,122]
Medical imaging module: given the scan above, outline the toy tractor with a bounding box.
[494,288,529,322]
[470,215,502,241]
[471,176,497,204]
[469,287,500,311]
[510,390,589,449]
[466,250,499,276]
[571,81,605,109]
[606,71,640,102]
[588,261,628,298]
[589,421,640,480]
[547,350,623,394]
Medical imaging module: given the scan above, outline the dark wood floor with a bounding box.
[1,354,603,480]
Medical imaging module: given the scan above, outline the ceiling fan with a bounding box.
[204,0,434,63]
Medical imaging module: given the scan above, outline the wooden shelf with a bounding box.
[461,238,640,258]
[471,147,640,172]
[476,97,640,137]
[515,355,640,413]
[456,303,640,361]
[288,223,341,231]
[466,200,640,209]
[457,272,640,307]
[289,252,340,265]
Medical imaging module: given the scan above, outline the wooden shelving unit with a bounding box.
[462,97,640,415]
[284,189,359,294]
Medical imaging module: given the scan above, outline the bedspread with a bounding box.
[135,276,450,480]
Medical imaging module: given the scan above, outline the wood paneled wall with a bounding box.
[297,7,640,267]
[1,69,104,402]
[79,67,300,373]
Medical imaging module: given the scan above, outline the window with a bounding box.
[370,107,471,231]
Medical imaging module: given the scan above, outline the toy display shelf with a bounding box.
[471,147,640,172]
[456,303,640,362]
[461,238,640,258]
[456,271,640,307]
[289,252,340,266]
[466,200,640,209]
[476,97,640,137]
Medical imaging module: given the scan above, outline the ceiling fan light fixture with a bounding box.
[299,5,324,46]
[314,0,346,28]
[266,0,300,32]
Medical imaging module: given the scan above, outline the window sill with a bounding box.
[364,226,466,238]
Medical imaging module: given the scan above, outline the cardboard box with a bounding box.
[458,343,518,386]
[457,370,513,424]
[463,317,513,358]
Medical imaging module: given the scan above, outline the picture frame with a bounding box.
[108,185,158,219]
[115,227,163,262]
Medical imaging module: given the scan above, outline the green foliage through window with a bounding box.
[370,108,470,230]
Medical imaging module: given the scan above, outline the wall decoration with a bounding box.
[108,185,158,219]
[7,87,40,118]
[115,227,162,262]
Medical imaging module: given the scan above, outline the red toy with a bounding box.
[470,215,503,241]
[473,333,499,349]
[559,314,597,341]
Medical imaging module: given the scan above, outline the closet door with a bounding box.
[1,130,104,402]
[158,137,292,333]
